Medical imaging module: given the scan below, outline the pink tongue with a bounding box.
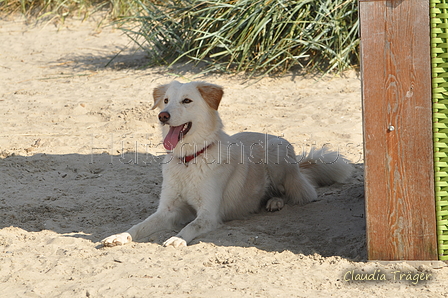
[163,125,184,150]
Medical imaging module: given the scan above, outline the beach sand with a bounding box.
[1,16,447,297]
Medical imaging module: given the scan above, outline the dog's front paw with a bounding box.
[266,197,285,212]
[101,232,132,247]
[163,236,187,248]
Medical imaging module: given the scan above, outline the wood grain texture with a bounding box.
[360,0,438,260]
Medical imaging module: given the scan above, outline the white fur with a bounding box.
[102,81,353,248]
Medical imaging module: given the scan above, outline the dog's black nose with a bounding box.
[158,111,170,123]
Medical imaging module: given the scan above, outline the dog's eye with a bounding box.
[182,98,192,104]
[164,98,168,104]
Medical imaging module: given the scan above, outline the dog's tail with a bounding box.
[299,147,353,187]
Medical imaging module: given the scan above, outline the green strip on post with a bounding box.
[431,0,448,261]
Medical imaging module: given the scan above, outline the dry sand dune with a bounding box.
[1,16,447,297]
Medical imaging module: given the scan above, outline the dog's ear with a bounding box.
[152,84,169,110]
[196,82,224,110]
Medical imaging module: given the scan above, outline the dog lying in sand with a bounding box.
[102,81,353,248]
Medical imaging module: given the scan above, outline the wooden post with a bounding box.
[360,0,438,260]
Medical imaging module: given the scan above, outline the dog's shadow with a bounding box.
[1,152,365,260]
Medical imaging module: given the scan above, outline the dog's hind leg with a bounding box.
[266,160,317,207]
[265,197,285,211]
[264,136,317,208]
[265,166,317,211]
[283,166,318,205]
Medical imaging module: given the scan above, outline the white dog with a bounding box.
[102,81,353,248]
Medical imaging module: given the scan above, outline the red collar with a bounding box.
[181,144,212,164]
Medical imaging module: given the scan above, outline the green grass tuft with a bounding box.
[119,0,359,76]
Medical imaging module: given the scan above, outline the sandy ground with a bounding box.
[1,16,447,297]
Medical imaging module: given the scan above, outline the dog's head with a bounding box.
[151,81,224,154]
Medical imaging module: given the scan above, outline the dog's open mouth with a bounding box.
[163,122,192,150]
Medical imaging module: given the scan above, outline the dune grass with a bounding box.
[120,0,359,76]
[1,0,359,76]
